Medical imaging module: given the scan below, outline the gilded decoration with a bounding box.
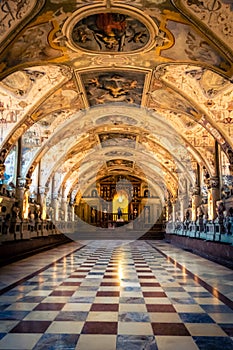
[0,65,68,145]
[63,6,158,54]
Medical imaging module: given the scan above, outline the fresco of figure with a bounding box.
[82,71,145,106]
[72,12,149,52]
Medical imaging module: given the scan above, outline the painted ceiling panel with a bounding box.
[71,12,151,52]
[79,69,147,106]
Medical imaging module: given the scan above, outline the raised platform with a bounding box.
[165,233,233,269]
[0,234,72,266]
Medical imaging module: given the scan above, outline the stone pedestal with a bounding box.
[189,222,197,238]
[21,221,31,239]
[36,219,42,236]
[206,223,221,241]
[41,221,49,236]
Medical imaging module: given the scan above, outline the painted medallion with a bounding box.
[72,12,150,52]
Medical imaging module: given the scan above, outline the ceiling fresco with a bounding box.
[173,0,233,51]
[0,0,232,202]
[78,69,147,106]
[99,133,137,148]
[106,159,134,168]
[0,65,68,147]
[0,0,45,53]
[162,20,231,72]
[71,12,150,52]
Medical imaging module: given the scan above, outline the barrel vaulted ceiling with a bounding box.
[0,0,233,202]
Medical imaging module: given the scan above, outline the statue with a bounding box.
[117,207,122,220]
[216,201,225,223]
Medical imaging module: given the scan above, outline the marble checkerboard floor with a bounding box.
[0,239,233,350]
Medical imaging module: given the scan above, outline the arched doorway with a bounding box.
[112,190,129,221]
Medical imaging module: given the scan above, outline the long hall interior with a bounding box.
[0,0,233,349]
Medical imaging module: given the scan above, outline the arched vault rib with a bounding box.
[25,105,215,189]
[148,70,233,152]
[38,126,190,190]
[153,63,233,149]
[2,78,231,182]
[171,0,233,62]
[0,65,70,150]
[58,150,180,198]
[3,74,232,161]
[40,130,199,201]
[46,147,179,199]
[60,141,193,188]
